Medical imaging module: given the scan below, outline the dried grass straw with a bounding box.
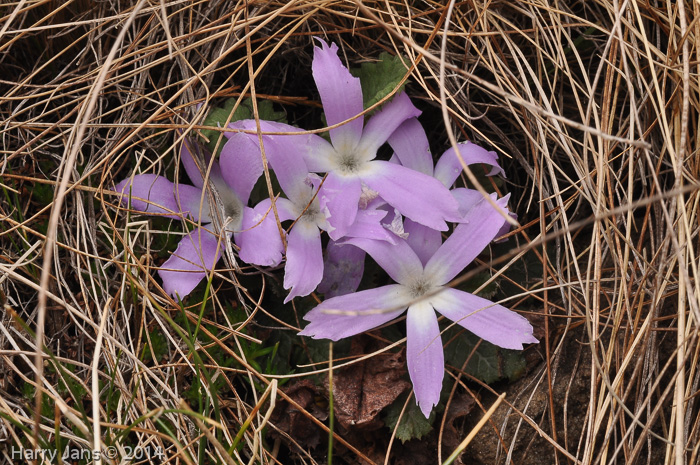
[0,1,697,464]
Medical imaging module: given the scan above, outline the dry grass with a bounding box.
[0,0,698,464]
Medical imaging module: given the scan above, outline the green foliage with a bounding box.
[350,52,408,111]
[31,182,54,205]
[457,271,498,300]
[200,97,286,156]
[298,336,351,368]
[383,393,435,442]
[443,327,526,384]
[141,327,169,362]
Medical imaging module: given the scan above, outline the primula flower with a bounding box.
[317,241,366,297]
[229,123,398,302]
[114,136,284,298]
[290,40,460,240]
[388,117,514,259]
[299,194,538,417]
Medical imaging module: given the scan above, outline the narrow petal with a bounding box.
[284,222,324,303]
[234,120,320,204]
[434,142,504,188]
[356,93,421,158]
[450,187,484,219]
[114,174,211,222]
[312,40,364,152]
[430,288,538,350]
[387,117,433,176]
[344,209,398,243]
[318,173,362,240]
[303,133,338,173]
[299,284,410,340]
[424,194,510,285]
[494,211,518,243]
[404,218,442,266]
[219,132,264,205]
[158,227,223,298]
[317,241,365,297]
[406,301,444,418]
[270,197,299,222]
[362,160,460,231]
[261,135,312,204]
[180,138,205,189]
[234,204,285,266]
[342,236,423,285]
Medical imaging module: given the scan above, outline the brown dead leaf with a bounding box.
[270,379,328,449]
[328,335,411,432]
[442,392,477,464]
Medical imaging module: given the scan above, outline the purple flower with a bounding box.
[317,241,366,297]
[231,121,398,302]
[388,117,515,254]
[297,40,460,240]
[299,193,537,417]
[114,136,284,298]
[388,117,506,215]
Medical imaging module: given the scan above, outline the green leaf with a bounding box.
[200,98,286,156]
[456,271,498,300]
[384,393,435,442]
[443,326,526,384]
[350,52,408,111]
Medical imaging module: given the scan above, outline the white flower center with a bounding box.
[210,179,243,233]
[299,202,322,223]
[408,278,434,299]
[337,152,361,174]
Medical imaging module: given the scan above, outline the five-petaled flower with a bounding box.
[272,40,462,240]
[114,136,284,298]
[228,121,399,302]
[299,194,537,417]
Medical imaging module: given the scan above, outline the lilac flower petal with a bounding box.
[234,205,284,266]
[404,218,442,266]
[434,142,504,188]
[356,93,422,158]
[451,188,516,237]
[258,135,311,204]
[158,227,223,298]
[180,138,204,189]
[219,132,264,205]
[318,173,362,240]
[494,211,518,242]
[303,134,338,173]
[345,209,397,243]
[450,187,485,219]
[430,288,538,350]
[114,174,211,222]
[232,120,320,204]
[425,194,510,285]
[312,40,364,152]
[299,284,410,340]
[228,118,301,135]
[317,241,365,298]
[342,236,423,285]
[284,222,324,303]
[387,118,433,176]
[362,160,460,231]
[406,301,444,418]
[270,197,299,222]
[180,139,230,194]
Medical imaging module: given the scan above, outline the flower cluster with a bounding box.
[114,39,537,417]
